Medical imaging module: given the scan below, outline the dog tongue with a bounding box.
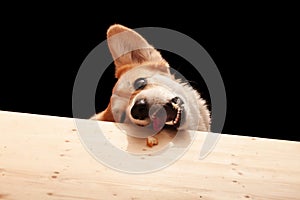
[152,109,167,132]
[152,117,165,132]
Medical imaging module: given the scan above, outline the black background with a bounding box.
[1,4,298,141]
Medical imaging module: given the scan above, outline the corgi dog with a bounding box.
[92,24,211,147]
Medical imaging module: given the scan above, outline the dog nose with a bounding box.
[131,98,149,120]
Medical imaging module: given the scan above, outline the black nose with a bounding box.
[131,98,149,120]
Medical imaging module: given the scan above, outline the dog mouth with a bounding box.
[130,97,184,132]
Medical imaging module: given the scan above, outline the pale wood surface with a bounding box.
[0,111,299,200]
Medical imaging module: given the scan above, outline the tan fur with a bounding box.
[91,102,114,121]
[91,24,211,134]
[107,25,165,70]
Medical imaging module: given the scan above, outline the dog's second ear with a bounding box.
[107,24,169,78]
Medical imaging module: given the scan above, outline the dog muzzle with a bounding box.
[130,96,185,132]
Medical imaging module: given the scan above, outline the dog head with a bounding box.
[95,24,210,133]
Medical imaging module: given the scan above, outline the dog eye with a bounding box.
[133,78,147,90]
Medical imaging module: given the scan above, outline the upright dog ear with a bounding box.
[107,24,169,78]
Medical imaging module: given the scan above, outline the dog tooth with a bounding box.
[165,121,174,125]
[173,108,181,125]
[171,102,179,110]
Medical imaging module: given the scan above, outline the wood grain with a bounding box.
[0,111,299,200]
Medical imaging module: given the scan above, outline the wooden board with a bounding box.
[0,111,299,199]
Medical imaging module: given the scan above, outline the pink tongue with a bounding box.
[152,114,167,132]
